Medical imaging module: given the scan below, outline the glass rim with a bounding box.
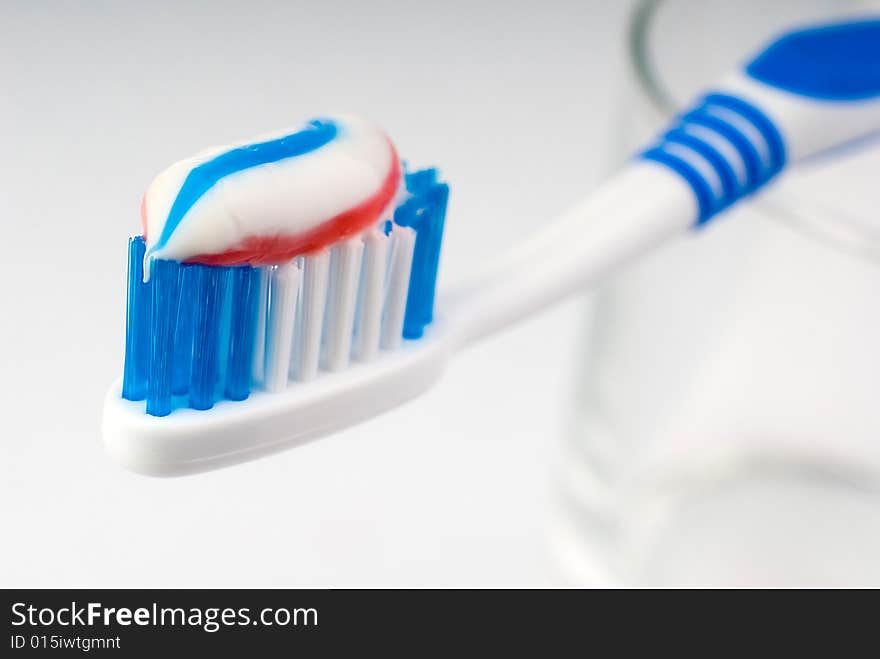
[627,0,674,118]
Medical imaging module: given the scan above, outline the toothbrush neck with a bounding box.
[440,163,697,349]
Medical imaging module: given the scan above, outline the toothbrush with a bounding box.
[103,18,880,476]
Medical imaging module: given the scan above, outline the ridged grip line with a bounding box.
[640,92,787,225]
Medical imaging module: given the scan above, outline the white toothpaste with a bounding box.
[141,114,401,274]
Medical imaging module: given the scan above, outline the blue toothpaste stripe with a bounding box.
[151,119,338,256]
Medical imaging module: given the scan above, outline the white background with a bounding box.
[0,0,629,586]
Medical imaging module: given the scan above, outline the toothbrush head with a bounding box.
[102,327,450,476]
[103,116,449,476]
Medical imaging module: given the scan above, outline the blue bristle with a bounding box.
[225,266,261,401]
[171,265,197,396]
[404,168,438,195]
[189,265,226,410]
[414,183,448,328]
[214,268,235,387]
[122,236,150,401]
[395,168,448,340]
[146,259,183,417]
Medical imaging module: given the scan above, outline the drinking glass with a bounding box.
[554,0,880,586]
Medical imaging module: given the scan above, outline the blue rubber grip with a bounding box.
[640,93,786,225]
[746,19,880,100]
[639,18,880,226]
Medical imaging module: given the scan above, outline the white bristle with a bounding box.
[250,266,271,385]
[323,236,364,371]
[264,262,301,393]
[322,237,365,371]
[381,226,416,351]
[354,229,389,362]
[291,249,330,381]
[254,225,415,393]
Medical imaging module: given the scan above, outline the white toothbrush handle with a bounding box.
[443,162,695,347]
[445,18,880,349]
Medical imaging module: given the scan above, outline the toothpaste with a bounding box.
[141,114,401,274]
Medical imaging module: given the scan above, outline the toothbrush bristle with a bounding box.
[395,170,449,339]
[265,261,301,391]
[322,238,365,371]
[146,259,183,416]
[189,264,226,410]
[293,250,329,382]
[380,226,415,351]
[224,266,261,400]
[121,168,448,416]
[121,236,149,401]
[170,265,196,396]
[354,229,390,361]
